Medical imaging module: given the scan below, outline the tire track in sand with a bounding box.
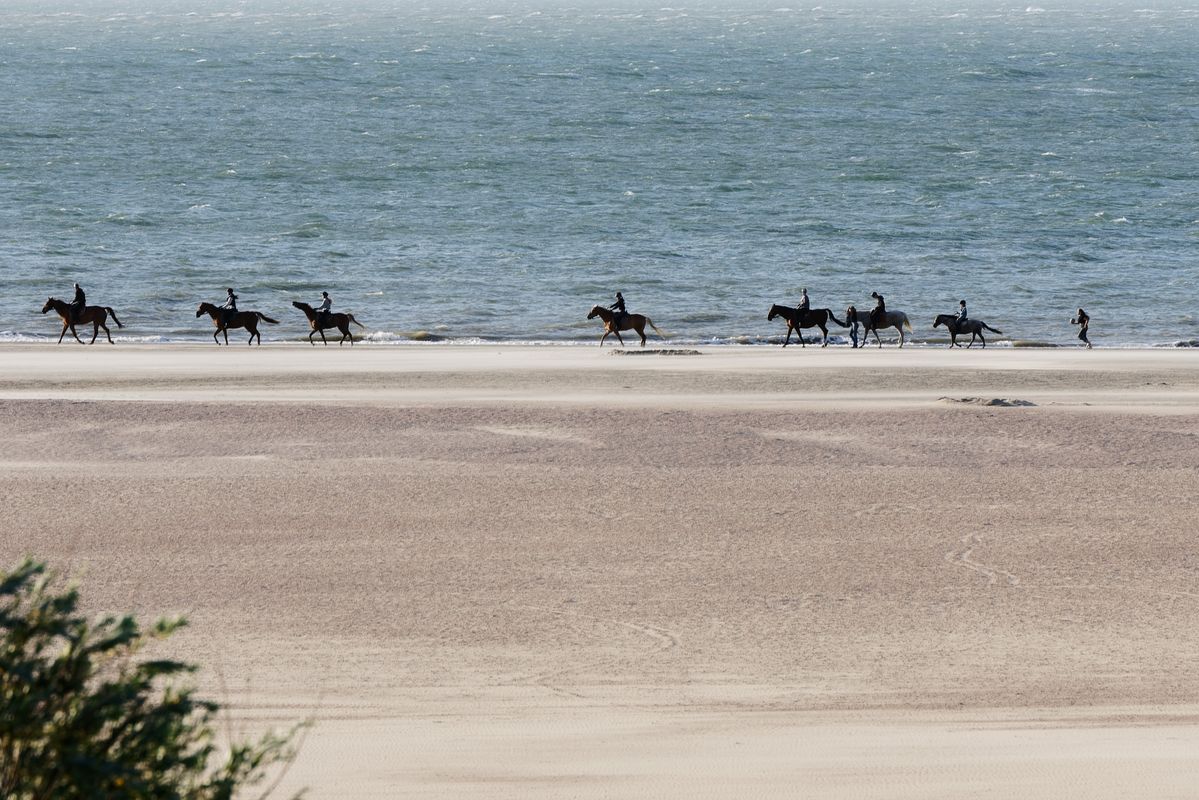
[945,531,1020,586]
[502,605,680,698]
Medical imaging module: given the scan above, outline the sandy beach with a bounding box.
[3,344,1199,798]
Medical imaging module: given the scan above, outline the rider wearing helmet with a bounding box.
[219,288,238,325]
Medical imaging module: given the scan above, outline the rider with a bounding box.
[69,283,86,325]
[869,291,885,331]
[315,291,332,327]
[846,305,859,349]
[796,288,810,324]
[609,291,627,327]
[956,299,968,325]
[219,288,238,326]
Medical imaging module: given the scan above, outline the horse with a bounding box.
[587,305,664,347]
[854,307,914,348]
[766,304,847,347]
[933,314,1003,348]
[195,302,279,346]
[292,301,365,346]
[41,297,124,345]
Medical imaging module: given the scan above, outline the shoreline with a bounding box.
[1,343,1196,411]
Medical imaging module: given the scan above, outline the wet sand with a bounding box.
[2,344,1198,797]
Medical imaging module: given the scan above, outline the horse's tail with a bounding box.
[257,312,280,325]
[646,318,666,338]
[349,314,366,329]
[824,308,847,327]
[105,307,124,328]
[982,323,1002,335]
[903,314,912,332]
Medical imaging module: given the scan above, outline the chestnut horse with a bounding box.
[766,304,847,347]
[292,301,365,346]
[586,305,664,347]
[196,302,279,345]
[41,297,124,344]
[933,314,1003,348]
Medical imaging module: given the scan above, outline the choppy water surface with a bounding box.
[2,1,1197,345]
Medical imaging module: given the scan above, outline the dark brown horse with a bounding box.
[766,304,847,347]
[587,305,664,347]
[933,314,1003,348]
[292,301,365,346]
[41,297,124,344]
[196,302,279,345]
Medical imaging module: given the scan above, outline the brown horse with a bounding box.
[292,301,365,346]
[933,314,1003,348]
[196,302,279,345]
[41,297,124,344]
[766,304,847,347]
[587,305,664,347]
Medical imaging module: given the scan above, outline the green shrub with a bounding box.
[0,558,304,800]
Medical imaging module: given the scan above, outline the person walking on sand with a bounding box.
[1072,308,1091,349]
[846,305,860,348]
[69,282,86,325]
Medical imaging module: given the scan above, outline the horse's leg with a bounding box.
[57,323,68,344]
[599,328,609,346]
[614,329,626,346]
[819,323,829,347]
[636,322,646,347]
[339,323,351,346]
[88,322,99,344]
[309,328,317,346]
[247,322,257,346]
[782,325,791,347]
[318,327,328,346]
[101,322,113,344]
[897,325,905,348]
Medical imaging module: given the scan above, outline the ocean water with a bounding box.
[2,0,1198,346]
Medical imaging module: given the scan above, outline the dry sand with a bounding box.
[2,344,1199,797]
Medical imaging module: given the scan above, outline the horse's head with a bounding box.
[195,302,210,318]
[41,298,56,314]
[933,316,943,328]
[587,305,601,320]
[292,301,309,312]
[767,305,778,321]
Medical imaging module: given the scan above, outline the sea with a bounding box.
[2,0,1197,347]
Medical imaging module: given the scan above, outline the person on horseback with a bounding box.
[797,288,810,325]
[1072,308,1091,349]
[869,291,885,330]
[609,291,627,327]
[69,283,86,325]
[314,291,332,327]
[956,299,968,324]
[219,288,238,326]
[846,305,860,348]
